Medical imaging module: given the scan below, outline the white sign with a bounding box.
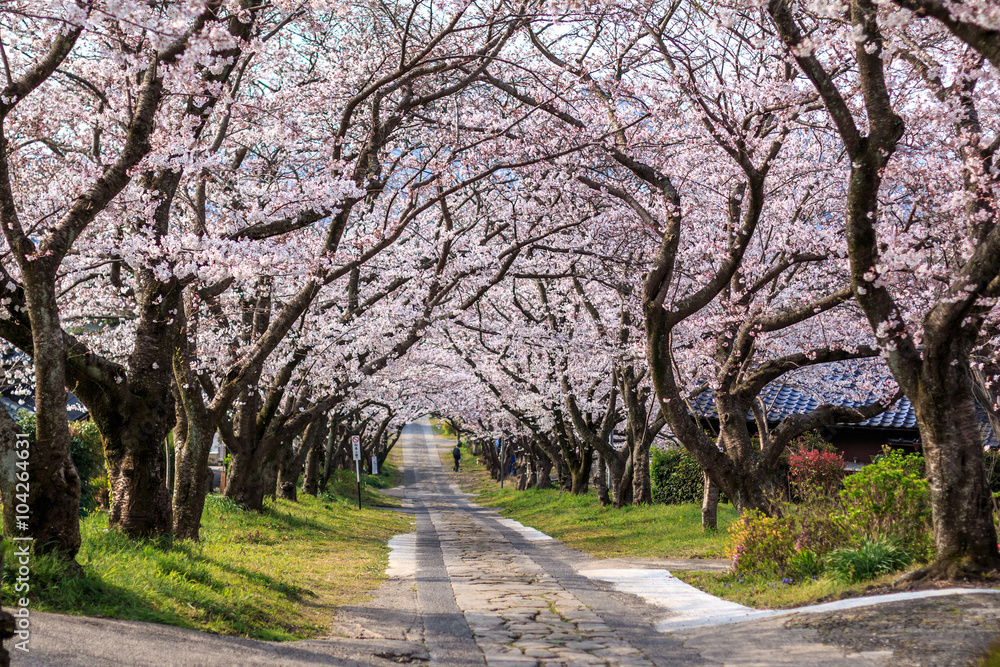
[371,455,378,475]
[351,435,361,460]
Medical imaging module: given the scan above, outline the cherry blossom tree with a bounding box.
[0,0,269,556]
[765,0,1000,578]
[460,3,899,526]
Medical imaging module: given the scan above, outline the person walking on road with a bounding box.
[452,444,462,472]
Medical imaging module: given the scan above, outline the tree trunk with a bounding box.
[525,440,541,489]
[555,457,571,491]
[90,277,181,539]
[302,447,322,497]
[225,425,289,511]
[262,449,280,500]
[621,452,636,508]
[172,412,215,541]
[302,434,321,496]
[96,392,174,539]
[320,420,342,492]
[225,449,269,510]
[536,456,552,490]
[608,454,632,509]
[595,453,610,506]
[702,471,720,531]
[483,437,501,480]
[276,438,298,501]
[557,427,591,495]
[632,438,653,505]
[165,432,175,501]
[225,429,287,511]
[714,395,780,514]
[914,372,1000,576]
[171,292,217,541]
[569,447,592,495]
[23,277,81,558]
[295,416,329,497]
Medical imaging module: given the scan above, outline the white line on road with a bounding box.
[580,568,1000,632]
[494,517,554,541]
[387,532,417,578]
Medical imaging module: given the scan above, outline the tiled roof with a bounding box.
[1,392,89,421]
[690,383,997,447]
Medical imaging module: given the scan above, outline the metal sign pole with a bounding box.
[351,435,362,509]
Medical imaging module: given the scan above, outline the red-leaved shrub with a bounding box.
[788,448,846,502]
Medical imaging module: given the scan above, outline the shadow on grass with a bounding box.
[1,545,198,630]
[201,555,315,601]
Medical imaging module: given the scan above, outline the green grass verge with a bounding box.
[673,569,903,608]
[3,488,412,640]
[326,460,404,506]
[442,438,734,559]
[471,486,735,559]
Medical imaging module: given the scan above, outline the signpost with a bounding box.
[351,435,362,509]
[371,455,378,475]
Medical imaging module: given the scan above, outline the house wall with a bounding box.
[829,429,920,466]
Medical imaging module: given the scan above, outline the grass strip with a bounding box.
[3,471,412,641]
[673,570,901,608]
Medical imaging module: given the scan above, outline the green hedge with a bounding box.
[16,412,106,515]
[651,446,705,504]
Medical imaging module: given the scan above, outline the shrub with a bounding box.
[826,536,911,583]
[786,548,824,580]
[16,413,107,515]
[839,447,931,556]
[984,449,1000,495]
[727,509,796,576]
[793,509,852,556]
[70,420,106,514]
[651,447,704,505]
[788,447,845,502]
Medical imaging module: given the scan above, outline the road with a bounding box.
[19,419,983,666]
[329,419,892,667]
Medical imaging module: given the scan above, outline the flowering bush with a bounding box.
[788,447,846,502]
[793,510,852,555]
[840,447,931,557]
[727,509,796,576]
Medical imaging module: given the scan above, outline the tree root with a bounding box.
[894,559,1000,587]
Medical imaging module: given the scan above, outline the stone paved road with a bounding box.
[377,419,892,667]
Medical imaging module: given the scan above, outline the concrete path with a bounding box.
[13,420,967,665]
